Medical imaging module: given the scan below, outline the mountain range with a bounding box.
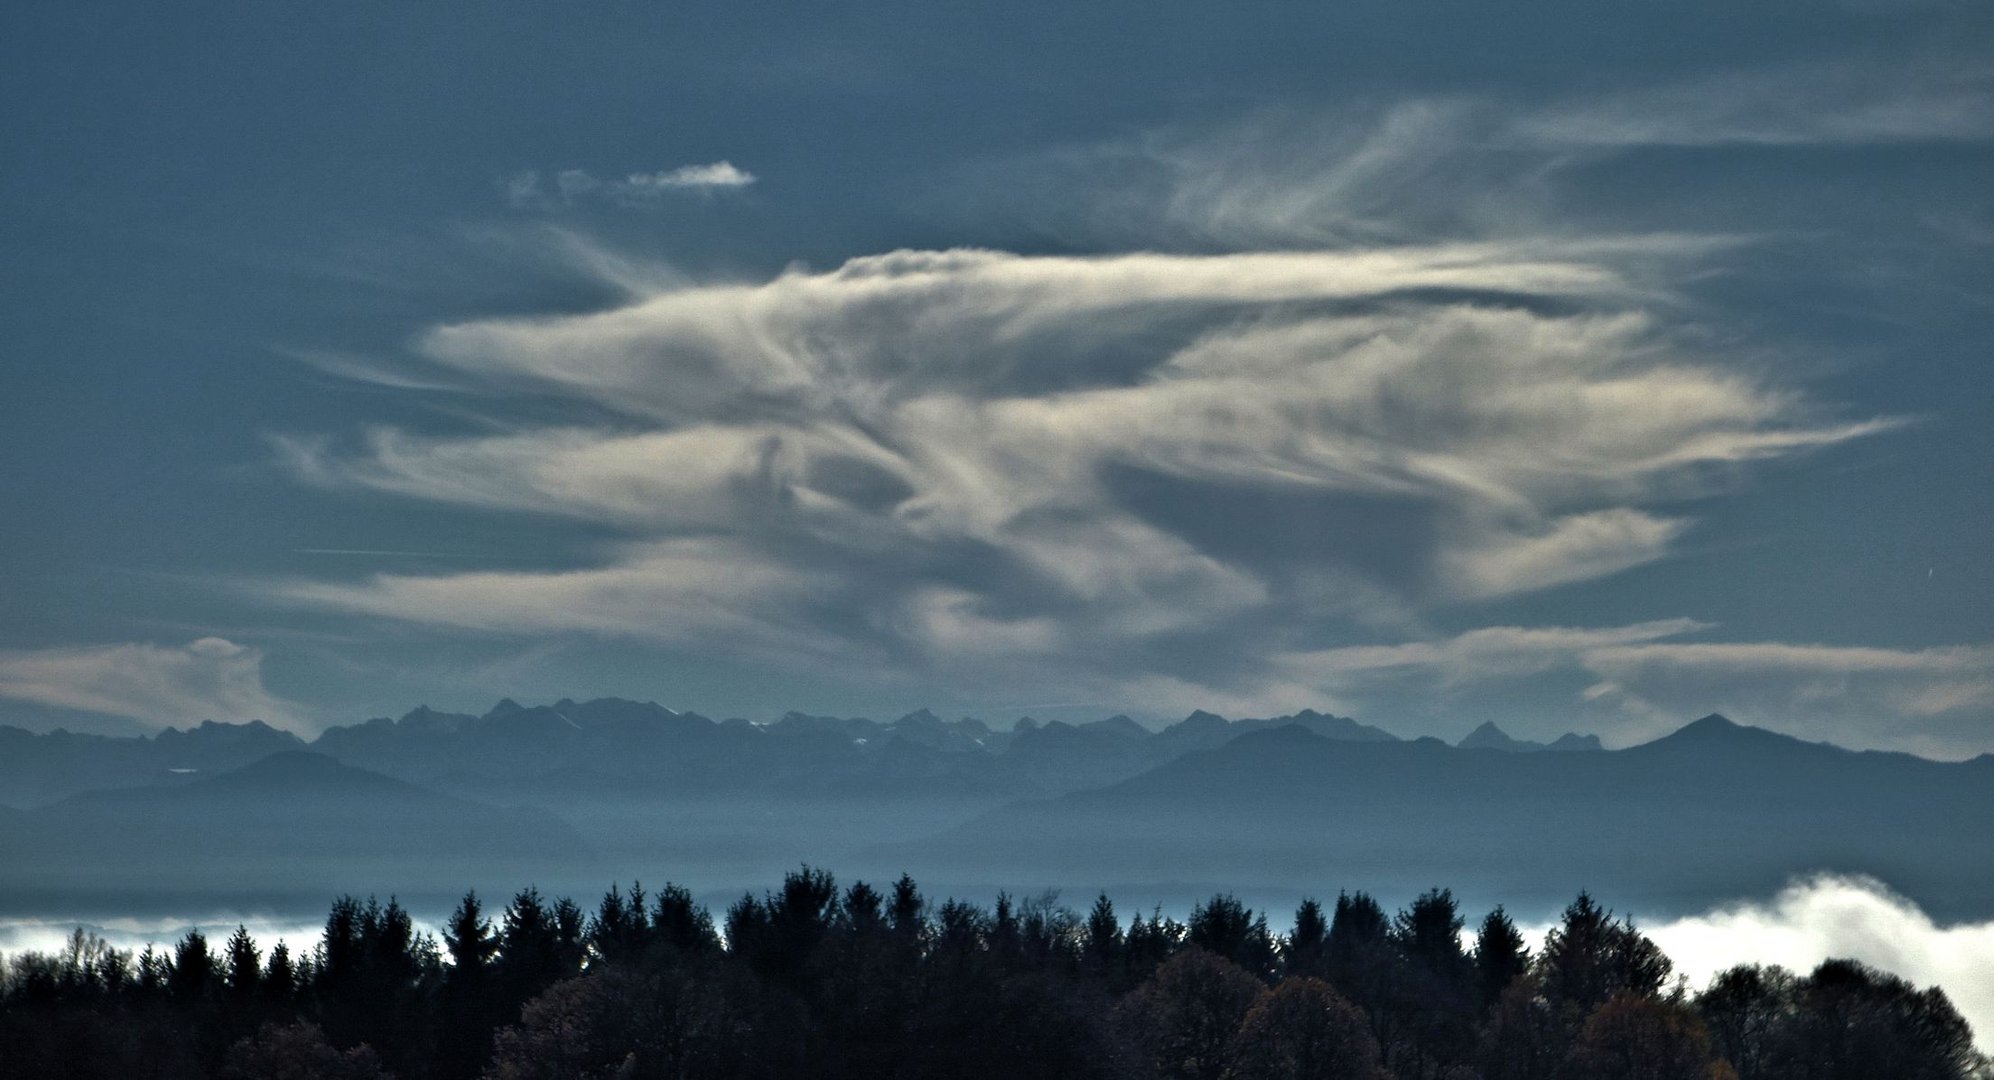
[3,701,1988,921]
[875,714,1994,919]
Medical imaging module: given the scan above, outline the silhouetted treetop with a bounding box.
[0,874,1984,1080]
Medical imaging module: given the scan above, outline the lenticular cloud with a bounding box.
[276,239,1889,712]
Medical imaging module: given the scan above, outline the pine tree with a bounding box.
[223,925,261,999]
[1473,906,1530,1008]
[444,891,498,978]
[889,873,926,947]
[589,883,650,964]
[169,929,215,1003]
[437,891,502,1080]
[652,883,720,955]
[263,941,297,1006]
[1286,898,1329,980]
[843,879,886,935]
[1189,893,1276,978]
[1084,893,1123,971]
[1537,892,1669,1015]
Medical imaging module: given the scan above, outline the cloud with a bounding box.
[1284,619,1715,685]
[0,638,310,734]
[955,103,1551,249]
[1441,509,1692,599]
[1580,640,1994,752]
[1640,875,1994,1054]
[267,229,1906,718]
[620,161,757,192]
[506,161,756,209]
[1282,623,1994,756]
[960,53,1991,250]
[1515,59,1994,148]
[276,539,854,666]
[279,58,1988,732]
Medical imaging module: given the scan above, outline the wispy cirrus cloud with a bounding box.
[1514,57,1994,148]
[0,638,310,734]
[265,51,1988,740]
[962,53,1992,250]
[270,235,1895,717]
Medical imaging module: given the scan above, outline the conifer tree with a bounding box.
[1084,893,1123,971]
[168,929,215,1003]
[652,883,720,955]
[263,941,297,1007]
[223,925,261,1000]
[443,891,498,978]
[1473,906,1530,1008]
[1537,892,1669,1014]
[889,873,926,949]
[1286,898,1329,980]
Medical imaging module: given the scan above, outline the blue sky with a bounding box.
[2,1,1991,755]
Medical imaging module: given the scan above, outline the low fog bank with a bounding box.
[0,914,369,961]
[1631,875,1994,1053]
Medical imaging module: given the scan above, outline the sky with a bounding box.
[2,1,1991,756]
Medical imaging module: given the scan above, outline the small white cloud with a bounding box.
[618,161,756,193]
[0,638,310,734]
[508,162,757,209]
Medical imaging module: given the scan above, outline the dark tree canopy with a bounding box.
[0,871,1983,1080]
[1474,906,1531,1008]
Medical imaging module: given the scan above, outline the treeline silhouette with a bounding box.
[0,869,1984,1079]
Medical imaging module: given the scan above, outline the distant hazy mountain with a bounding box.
[0,751,586,908]
[0,698,1401,808]
[9,704,1987,922]
[873,714,1994,920]
[0,720,305,807]
[0,699,1401,905]
[1456,721,1603,752]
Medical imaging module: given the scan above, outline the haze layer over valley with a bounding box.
[6,700,1988,927]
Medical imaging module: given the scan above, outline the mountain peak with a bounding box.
[1676,713,1743,737]
[1458,721,1524,750]
[1635,713,1818,756]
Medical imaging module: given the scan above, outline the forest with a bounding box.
[0,868,1984,1080]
